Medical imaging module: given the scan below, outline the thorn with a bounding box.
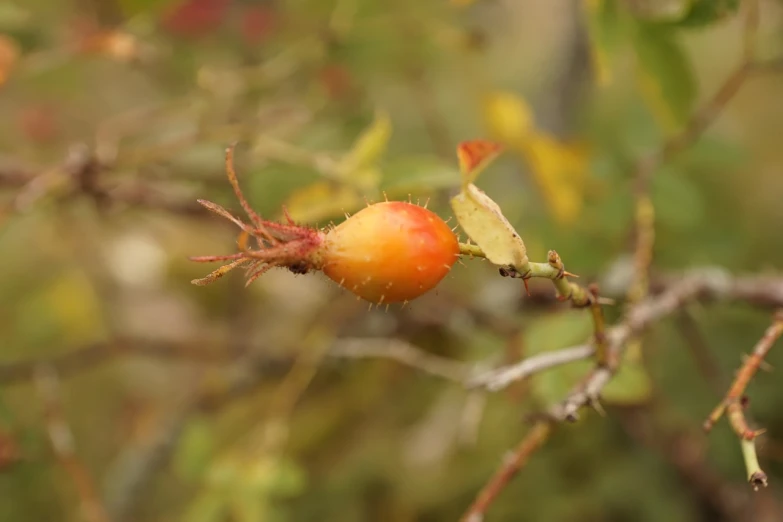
[401,300,409,309]
[597,297,616,306]
[408,193,412,203]
[523,278,531,296]
[457,259,467,267]
[445,216,452,224]
[423,197,430,209]
[382,191,389,202]
[368,301,373,311]
[385,303,390,313]
[339,277,346,287]
[451,225,459,232]
[590,397,606,417]
[443,263,452,270]
[563,271,579,278]
[344,212,351,220]
[378,294,385,306]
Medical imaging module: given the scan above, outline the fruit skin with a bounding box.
[320,202,459,303]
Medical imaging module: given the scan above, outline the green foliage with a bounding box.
[0,0,781,521]
[631,22,698,130]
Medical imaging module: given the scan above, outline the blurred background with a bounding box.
[2,0,783,521]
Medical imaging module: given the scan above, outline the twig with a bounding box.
[618,404,783,521]
[588,283,609,366]
[35,365,112,522]
[330,338,472,382]
[460,421,552,522]
[460,272,730,519]
[629,0,761,302]
[703,310,783,489]
[467,344,594,392]
[496,249,594,307]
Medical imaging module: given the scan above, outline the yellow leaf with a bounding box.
[43,270,104,343]
[451,183,527,268]
[282,181,365,224]
[337,110,391,190]
[456,140,503,189]
[519,132,589,225]
[482,91,534,145]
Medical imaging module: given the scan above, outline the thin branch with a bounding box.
[460,421,552,522]
[497,249,595,307]
[35,365,112,522]
[704,310,783,433]
[330,338,472,382]
[467,344,593,392]
[703,310,783,490]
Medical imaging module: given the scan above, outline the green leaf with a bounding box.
[583,0,627,86]
[336,110,391,190]
[173,417,216,482]
[651,166,705,230]
[674,0,740,28]
[117,0,180,17]
[632,23,697,130]
[380,155,458,194]
[524,310,593,404]
[602,344,653,404]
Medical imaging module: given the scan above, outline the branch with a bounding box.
[460,421,552,522]
[703,310,783,490]
[35,365,112,522]
[467,344,593,392]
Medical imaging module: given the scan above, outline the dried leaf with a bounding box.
[451,183,527,267]
[456,140,503,188]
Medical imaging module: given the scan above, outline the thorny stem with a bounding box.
[703,310,783,489]
[704,311,783,432]
[460,421,552,522]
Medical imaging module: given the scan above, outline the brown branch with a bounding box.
[35,365,112,522]
[460,421,552,522]
[703,310,783,489]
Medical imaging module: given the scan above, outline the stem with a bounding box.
[459,242,486,258]
[740,438,768,490]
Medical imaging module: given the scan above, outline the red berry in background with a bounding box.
[161,0,230,39]
[240,5,278,46]
[190,146,460,304]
